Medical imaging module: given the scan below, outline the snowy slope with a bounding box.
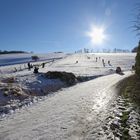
[0,53,136,140]
[45,53,135,76]
[0,72,132,140]
[0,53,136,113]
[0,53,135,76]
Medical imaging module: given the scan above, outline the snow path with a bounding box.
[0,71,132,140]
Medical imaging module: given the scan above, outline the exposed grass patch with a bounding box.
[0,77,27,99]
[1,77,16,83]
[45,71,77,86]
[120,111,129,127]
[118,74,140,106]
[115,74,140,139]
[2,86,24,97]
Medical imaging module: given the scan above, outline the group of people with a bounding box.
[27,62,46,73]
[95,57,111,67]
[75,56,112,67]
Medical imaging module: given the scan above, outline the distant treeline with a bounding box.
[0,50,27,54]
[75,48,130,53]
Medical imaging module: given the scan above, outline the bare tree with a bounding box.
[31,55,39,61]
[133,3,140,37]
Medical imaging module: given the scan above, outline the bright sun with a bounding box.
[86,25,107,45]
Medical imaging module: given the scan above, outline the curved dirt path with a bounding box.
[0,72,132,140]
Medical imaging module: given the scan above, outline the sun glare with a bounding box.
[86,25,107,45]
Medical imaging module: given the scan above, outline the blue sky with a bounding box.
[0,0,139,53]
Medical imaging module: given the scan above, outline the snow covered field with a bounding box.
[45,53,135,76]
[0,53,135,76]
[0,52,66,66]
[0,53,138,140]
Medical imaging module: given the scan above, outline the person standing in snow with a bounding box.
[96,57,98,62]
[27,62,31,70]
[102,59,105,67]
[108,60,110,65]
[102,59,104,63]
[42,63,45,68]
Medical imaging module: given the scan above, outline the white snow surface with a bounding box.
[44,53,136,76]
[0,53,135,76]
[0,53,136,140]
[0,72,132,140]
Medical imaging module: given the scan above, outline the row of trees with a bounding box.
[0,50,26,54]
[75,48,130,53]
